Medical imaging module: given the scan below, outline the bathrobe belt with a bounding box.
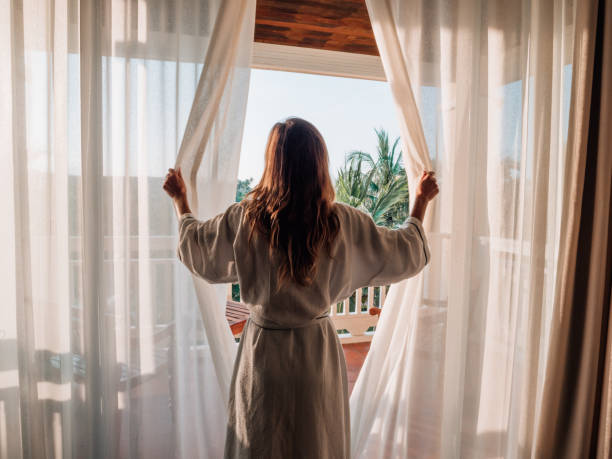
[248,311,331,330]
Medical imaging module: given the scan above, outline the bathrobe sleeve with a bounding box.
[176,202,242,284]
[336,203,430,293]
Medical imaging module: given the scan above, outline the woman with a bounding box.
[163,117,438,458]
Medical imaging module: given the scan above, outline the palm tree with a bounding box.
[335,129,409,228]
[335,157,375,208]
[235,178,253,202]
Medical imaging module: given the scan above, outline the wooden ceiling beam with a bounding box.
[254,0,379,56]
[255,18,376,39]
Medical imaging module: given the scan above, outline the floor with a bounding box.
[342,341,371,394]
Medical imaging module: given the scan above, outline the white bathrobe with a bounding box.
[177,200,430,459]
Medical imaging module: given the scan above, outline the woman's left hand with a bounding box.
[164,168,192,218]
[163,168,186,200]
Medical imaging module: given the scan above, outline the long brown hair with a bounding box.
[244,117,339,288]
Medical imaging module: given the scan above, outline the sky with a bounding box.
[237,69,402,182]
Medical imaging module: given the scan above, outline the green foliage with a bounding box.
[231,284,241,302]
[236,178,253,202]
[335,157,375,208]
[335,129,410,228]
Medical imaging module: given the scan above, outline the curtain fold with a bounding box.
[361,0,432,197]
[1,1,254,457]
[534,0,612,456]
[352,0,577,457]
[173,0,255,456]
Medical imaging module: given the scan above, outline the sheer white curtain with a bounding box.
[174,0,254,456]
[351,0,576,457]
[1,0,253,457]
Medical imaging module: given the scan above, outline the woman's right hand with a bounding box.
[410,171,439,222]
[415,171,439,202]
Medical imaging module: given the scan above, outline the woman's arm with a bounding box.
[163,168,192,218]
[163,167,240,284]
[333,170,439,295]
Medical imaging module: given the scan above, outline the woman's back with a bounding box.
[177,199,430,327]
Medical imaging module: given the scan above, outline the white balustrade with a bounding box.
[328,286,384,343]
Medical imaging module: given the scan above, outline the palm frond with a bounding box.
[335,128,410,228]
[335,158,375,209]
[366,176,409,225]
[390,137,404,174]
[346,150,376,169]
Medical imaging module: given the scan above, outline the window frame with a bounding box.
[250,42,387,81]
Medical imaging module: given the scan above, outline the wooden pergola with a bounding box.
[254,0,379,56]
